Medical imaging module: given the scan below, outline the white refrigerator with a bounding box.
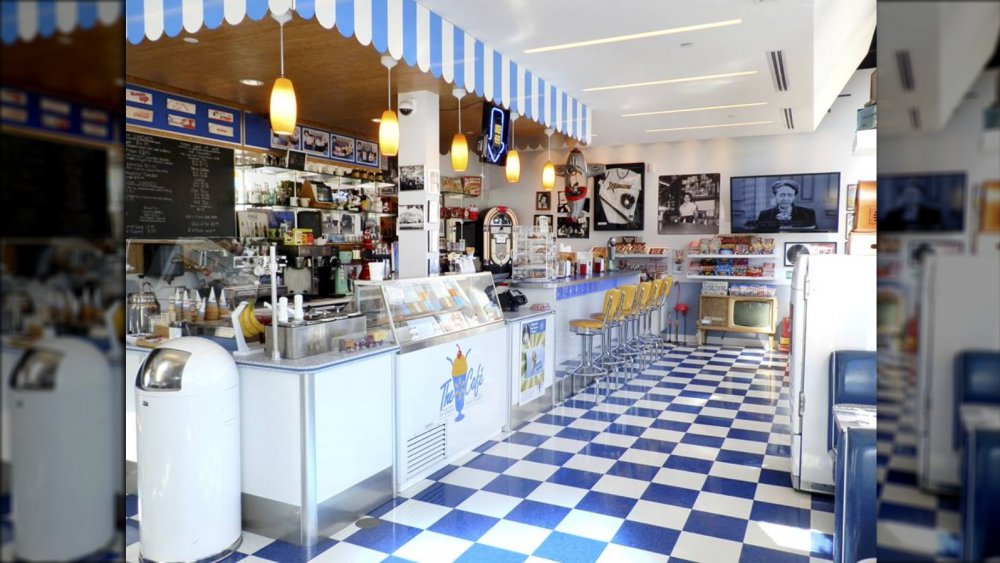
[789,254,876,493]
[916,254,1000,491]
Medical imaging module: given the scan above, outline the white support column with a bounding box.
[396,89,440,279]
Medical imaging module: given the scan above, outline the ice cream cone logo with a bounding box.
[447,345,470,422]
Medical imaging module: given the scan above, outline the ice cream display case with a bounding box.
[355,272,509,492]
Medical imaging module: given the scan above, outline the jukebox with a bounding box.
[476,207,519,275]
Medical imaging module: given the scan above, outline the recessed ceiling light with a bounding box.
[623,102,768,118]
[524,19,741,54]
[646,120,773,133]
[239,78,265,87]
[584,70,758,92]
[372,118,382,123]
[183,36,199,44]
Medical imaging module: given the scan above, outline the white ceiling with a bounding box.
[419,0,874,147]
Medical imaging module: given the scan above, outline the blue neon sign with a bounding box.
[483,105,507,164]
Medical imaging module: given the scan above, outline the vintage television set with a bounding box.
[730,172,841,233]
[475,100,510,167]
[698,294,778,346]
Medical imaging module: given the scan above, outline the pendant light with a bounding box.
[542,128,555,190]
[379,56,399,157]
[269,12,297,136]
[505,113,520,183]
[451,88,469,172]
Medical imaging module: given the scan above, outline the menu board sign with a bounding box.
[1,134,109,237]
[124,132,235,238]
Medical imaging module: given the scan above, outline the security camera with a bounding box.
[399,100,415,116]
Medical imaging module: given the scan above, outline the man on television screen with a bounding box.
[753,179,816,231]
[881,180,943,231]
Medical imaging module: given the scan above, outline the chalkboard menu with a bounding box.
[1,134,109,238]
[125,132,235,238]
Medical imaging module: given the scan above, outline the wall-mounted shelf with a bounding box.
[618,254,669,259]
[688,275,775,281]
[687,254,776,259]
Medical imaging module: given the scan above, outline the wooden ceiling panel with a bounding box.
[126,15,566,155]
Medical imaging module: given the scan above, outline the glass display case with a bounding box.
[512,225,557,281]
[354,272,504,347]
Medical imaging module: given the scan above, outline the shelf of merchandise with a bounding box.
[235,204,394,216]
[687,254,776,259]
[618,254,670,259]
[687,275,776,281]
[236,164,394,189]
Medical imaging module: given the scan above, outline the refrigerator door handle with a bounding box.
[798,392,805,417]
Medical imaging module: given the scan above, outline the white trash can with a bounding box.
[136,337,241,562]
[9,337,115,561]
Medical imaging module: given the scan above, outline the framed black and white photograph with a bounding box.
[907,239,964,269]
[658,173,720,235]
[355,139,380,168]
[595,163,644,231]
[330,133,355,163]
[400,165,425,191]
[536,191,552,211]
[301,126,329,157]
[398,204,425,230]
[557,216,589,239]
[339,211,359,236]
[784,241,837,267]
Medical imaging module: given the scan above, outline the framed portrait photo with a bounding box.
[536,191,552,211]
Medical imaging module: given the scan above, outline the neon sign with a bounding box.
[483,106,507,164]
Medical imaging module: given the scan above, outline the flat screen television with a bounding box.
[876,172,966,232]
[730,172,841,233]
[476,100,510,167]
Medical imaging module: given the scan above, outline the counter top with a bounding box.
[125,341,399,373]
[505,270,639,289]
[503,309,555,322]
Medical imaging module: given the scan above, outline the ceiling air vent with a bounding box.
[782,108,795,130]
[896,50,915,91]
[909,107,921,130]
[767,50,789,91]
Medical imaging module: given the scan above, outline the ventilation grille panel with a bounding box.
[782,108,795,130]
[896,50,915,91]
[767,50,789,91]
[406,423,447,479]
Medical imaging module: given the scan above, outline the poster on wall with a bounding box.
[594,163,645,231]
[270,126,301,150]
[442,176,464,193]
[658,173,720,234]
[399,204,425,230]
[519,320,547,405]
[301,126,330,157]
[355,139,380,168]
[330,133,356,163]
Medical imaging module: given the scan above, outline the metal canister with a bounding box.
[126,281,161,334]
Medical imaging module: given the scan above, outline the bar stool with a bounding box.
[641,276,673,358]
[637,278,663,365]
[624,282,653,374]
[607,285,638,381]
[591,287,627,387]
[568,288,621,403]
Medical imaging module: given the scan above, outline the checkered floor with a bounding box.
[875,350,961,561]
[103,344,834,562]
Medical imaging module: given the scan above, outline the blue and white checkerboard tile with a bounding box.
[115,344,836,562]
[875,352,961,562]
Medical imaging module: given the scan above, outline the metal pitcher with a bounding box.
[126,281,161,334]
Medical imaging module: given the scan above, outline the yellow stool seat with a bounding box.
[570,319,604,330]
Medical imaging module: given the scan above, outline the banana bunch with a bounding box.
[237,300,266,340]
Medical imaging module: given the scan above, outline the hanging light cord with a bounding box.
[279,22,285,77]
[387,66,392,110]
[457,99,462,135]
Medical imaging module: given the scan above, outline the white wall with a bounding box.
[444,69,878,285]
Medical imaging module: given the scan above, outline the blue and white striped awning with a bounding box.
[1,1,121,44]
[2,0,590,142]
[123,0,591,142]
